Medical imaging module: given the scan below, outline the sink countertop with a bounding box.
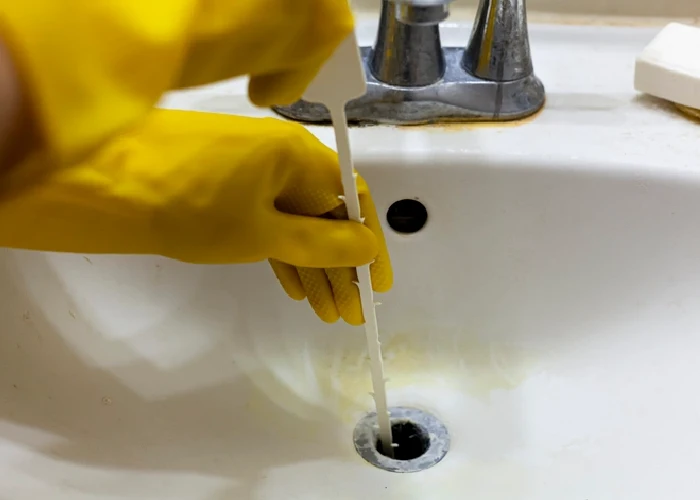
[160,23,700,178]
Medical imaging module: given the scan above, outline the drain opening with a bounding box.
[386,199,428,234]
[377,420,430,460]
[353,407,449,473]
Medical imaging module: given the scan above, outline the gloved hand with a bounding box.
[0,110,393,325]
[0,0,354,166]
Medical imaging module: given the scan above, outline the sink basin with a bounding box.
[2,21,700,500]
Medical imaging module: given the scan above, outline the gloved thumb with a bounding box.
[248,71,312,106]
[269,213,378,269]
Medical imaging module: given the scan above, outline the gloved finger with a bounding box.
[179,1,354,92]
[298,268,340,324]
[326,267,363,326]
[274,134,345,217]
[358,179,393,293]
[249,67,320,107]
[269,213,378,269]
[269,259,305,300]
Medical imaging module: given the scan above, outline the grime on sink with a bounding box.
[243,329,543,427]
[416,104,546,132]
[676,103,700,122]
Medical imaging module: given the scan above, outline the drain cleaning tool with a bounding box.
[303,32,394,457]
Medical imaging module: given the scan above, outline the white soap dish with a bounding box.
[634,22,700,113]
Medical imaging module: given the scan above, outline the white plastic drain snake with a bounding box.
[302,32,394,456]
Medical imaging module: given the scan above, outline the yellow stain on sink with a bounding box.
[676,103,700,122]
[239,327,542,428]
[394,104,545,132]
[310,331,542,424]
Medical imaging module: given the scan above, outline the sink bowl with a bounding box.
[2,21,700,499]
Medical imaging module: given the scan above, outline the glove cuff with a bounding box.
[0,1,195,166]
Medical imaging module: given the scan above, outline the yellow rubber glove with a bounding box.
[0,110,393,325]
[0,0,353,166]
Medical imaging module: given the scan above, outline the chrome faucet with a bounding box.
[273,0,545,125]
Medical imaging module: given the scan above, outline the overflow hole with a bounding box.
[377,420,430,460]
[386,199,428,234]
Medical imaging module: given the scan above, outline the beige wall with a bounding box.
[351,0,700,18]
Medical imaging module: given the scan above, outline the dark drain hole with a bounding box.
[386,199,428,234]
[377,420,430,461]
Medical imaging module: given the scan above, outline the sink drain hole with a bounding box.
[377,420,430,460]
[386,199,428,234]
[354,407,449,473]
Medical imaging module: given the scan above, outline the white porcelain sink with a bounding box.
[3,21,700,500]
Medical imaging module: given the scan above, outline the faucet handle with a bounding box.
[463,0,534,82]
[392,0,453,25]
[369,0,446,87]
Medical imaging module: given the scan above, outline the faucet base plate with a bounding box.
[273,47,545,125]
